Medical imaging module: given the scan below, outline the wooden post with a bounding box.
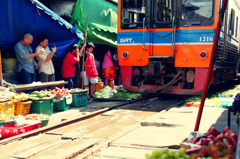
[0,49,3,87]
[81,17,89,89]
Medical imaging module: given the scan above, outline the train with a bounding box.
[117,0,240,95]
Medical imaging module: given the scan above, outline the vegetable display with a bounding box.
[93,86,142,100]
[25,114,49,120]
[0,113,16,123]
[93,86,117,99]
[30,91,55,100]
[187,127,237,158]
[0,88,16,102]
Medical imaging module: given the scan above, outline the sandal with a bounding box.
[87,98,93,101]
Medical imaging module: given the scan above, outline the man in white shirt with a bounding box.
[35,35,57,82]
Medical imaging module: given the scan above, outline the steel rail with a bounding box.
[0,98,143,145]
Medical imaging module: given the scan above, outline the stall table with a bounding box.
[13,81,68,92]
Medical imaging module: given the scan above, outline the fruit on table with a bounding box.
[145,147,190,159]
[50,87,69,96]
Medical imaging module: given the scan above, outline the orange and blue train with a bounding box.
[117,0,240,95]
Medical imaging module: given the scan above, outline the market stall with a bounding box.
[13,81,68,92]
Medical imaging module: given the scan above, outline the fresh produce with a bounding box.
[30,90,55,100]
[112,91,142,100]
[145,147,190,159]
[0,88,16,101]
[0,113,16,122]
[50,87,69,97]
[189,145,235,159]
[187,126,237,158]
[93,86,117,99]
[9,92,29,101]
[25,114,49,120]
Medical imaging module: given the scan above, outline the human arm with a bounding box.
[45,46,57,62]
[27,48,45,59]
[79,43,86,57]
[34,60,38,69]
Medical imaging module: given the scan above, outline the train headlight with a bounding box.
[122,51,129,59]
[199,51,208,59]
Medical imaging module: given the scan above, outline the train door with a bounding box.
[150,0,177,57]
[118,0,150,66]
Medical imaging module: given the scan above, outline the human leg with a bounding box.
[48,74,55,82]
[84,85,90,99]
[20,69,32,84]
[109,80,114,89]
[81,71,90,99]
[39,72,49,82]
[65,77,74,90]
[104,78,109,87]
[90,84,97,97]
[89,78,98,97]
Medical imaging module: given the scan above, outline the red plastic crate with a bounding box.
[0,122,41,139]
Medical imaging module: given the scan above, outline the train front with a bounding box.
[117,0,237,95]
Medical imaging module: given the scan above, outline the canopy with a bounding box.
[0,0,84,59]
[71,0,118,47]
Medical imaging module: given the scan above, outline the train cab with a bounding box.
[117,0,240,95]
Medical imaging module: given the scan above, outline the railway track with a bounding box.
[0,96,186,159]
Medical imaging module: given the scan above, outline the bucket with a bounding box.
[2,58,17,73]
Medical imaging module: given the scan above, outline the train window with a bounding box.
[236,17,238,38]
[121,0,146,29]
[157,0,172,22]
[229,9,235,36]
[181,0,213,20]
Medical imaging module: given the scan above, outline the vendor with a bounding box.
[62,43,85,89]
[35,34,56,82]
[14,33,45,84]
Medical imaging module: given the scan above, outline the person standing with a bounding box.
[80,42,98,100]
[102,49,115,89]
[14,33,45,84]
[62,43,85,89]
[35,35,56,82]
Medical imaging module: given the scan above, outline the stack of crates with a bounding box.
[71,92,88,107]
[30,99,53,115]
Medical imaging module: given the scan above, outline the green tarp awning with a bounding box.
[71,0,118,47]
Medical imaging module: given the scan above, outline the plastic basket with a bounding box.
[0,101,15,116]
[14,101,32,116]
[0,122,41,139]
[30,99,53,115]
[53,96,70,111]
[39,118,49,128]
[0,121,15,126]
[71,92,88,107]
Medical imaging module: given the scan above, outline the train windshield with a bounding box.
[121,0,146,29]
[181,0,213,20]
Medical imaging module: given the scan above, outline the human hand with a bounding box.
[52,46,57,53]
[35,62,38,69]
[82,42,86,48]
[38,48,45,55]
